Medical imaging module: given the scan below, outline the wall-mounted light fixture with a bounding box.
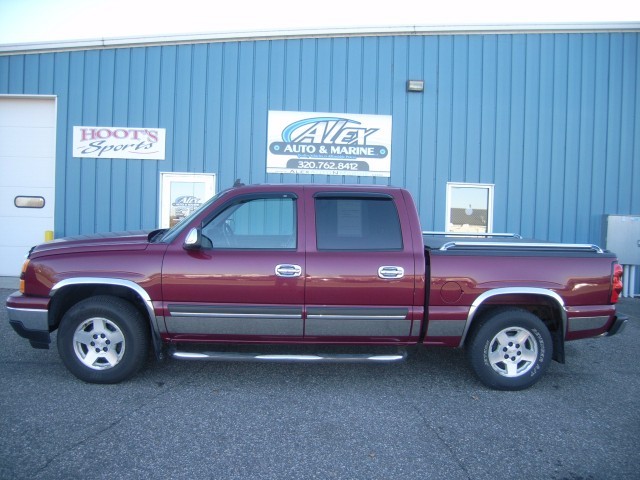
[406,80,424,92]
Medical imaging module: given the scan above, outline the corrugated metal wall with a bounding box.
[1,32,638,244]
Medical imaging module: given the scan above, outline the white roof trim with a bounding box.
[1,22,639,55]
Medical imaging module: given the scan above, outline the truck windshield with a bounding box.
[157,189,229,244]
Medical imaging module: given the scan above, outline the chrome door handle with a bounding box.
[378,266,405,279]
[275,264,302,277]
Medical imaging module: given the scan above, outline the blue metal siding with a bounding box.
[0,32,638,245]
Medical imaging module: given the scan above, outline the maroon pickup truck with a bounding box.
[6,184,627,390]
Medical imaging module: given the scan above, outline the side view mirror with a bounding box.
[183,227,202,250]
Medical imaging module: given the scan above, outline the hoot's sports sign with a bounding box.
[267,111,392,177]
[73,126,166,160]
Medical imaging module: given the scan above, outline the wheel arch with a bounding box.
[49,278,162,357]
[460,287,567,362]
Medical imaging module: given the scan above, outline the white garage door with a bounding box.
[0,97,56,276]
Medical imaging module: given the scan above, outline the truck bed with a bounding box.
[423,233,611,257]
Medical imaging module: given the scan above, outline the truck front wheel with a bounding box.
[466,308,552,391]
[57,296,149,384]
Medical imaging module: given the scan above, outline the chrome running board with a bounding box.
[170,350,407,364]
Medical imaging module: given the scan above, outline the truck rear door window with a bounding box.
[315,197,403,251]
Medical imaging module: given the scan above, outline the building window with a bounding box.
[446,183,494,234]
[160,173,216,228]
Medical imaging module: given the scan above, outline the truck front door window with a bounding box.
[203,196,296,250]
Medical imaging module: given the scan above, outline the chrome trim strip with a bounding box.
[426,319,466,337]
[307,315,407,321]
[168,305,303,319]
[6,306,49,331]
[458,287,567,347]
[169,312,302,319]
[568,316,610,332]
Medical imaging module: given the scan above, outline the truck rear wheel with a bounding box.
[57,296,149,384]
[466,308,552,391]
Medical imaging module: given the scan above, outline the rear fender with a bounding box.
[461,287,567,362]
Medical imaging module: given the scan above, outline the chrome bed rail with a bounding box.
[438,241,604,253]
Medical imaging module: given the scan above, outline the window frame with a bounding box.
[159,172,216,229]
[201,193,298,251]
[313,193,404,252]
[445,182,494,234]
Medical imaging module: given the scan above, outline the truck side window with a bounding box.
[315,197,403,251]
[202,196,296,249]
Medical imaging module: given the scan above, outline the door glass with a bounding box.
[315,197,402,250]
[202,196,296,250]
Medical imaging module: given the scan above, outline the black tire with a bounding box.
[466,308,553,391]
[57,296,149,384]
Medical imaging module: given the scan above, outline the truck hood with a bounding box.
[29,231,153,258]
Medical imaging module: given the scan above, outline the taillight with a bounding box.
[19,259,30,294]
[611,263,623,304]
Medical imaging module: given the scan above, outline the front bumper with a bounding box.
[606,314,628,337]
[6,292,51,349]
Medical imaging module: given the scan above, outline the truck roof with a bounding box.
[229,183,403,192]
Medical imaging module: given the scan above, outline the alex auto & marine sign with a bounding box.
[73,126,166,160]
[267,111,392,177]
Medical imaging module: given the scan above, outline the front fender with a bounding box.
[50,277,164,358]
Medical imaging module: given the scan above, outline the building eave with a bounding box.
[1,22,639,56]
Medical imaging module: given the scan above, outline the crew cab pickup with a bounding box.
[6,184,627,390]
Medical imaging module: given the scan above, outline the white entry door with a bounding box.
[159,173,216,228]
[0,97,56,276]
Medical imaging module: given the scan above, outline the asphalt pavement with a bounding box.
[1,289,639,479]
